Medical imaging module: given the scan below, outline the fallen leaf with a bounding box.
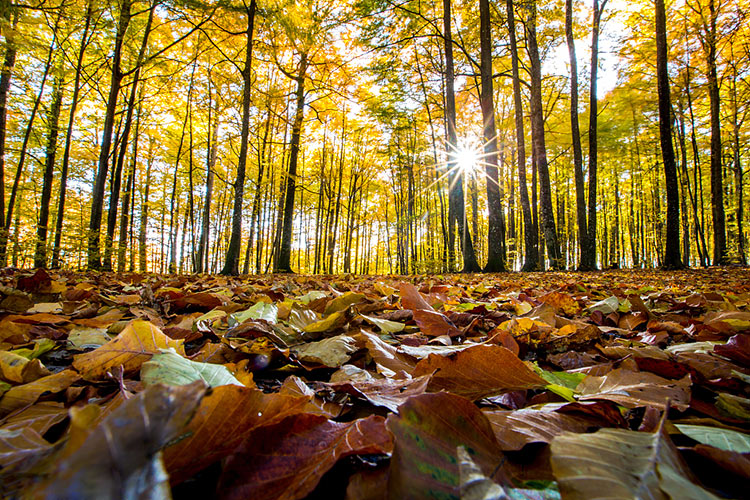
[34,382,207,498]
[72,320,184,380]
[0,401,67,435]
[386,392,509,500]
[484,409,598,451]
[412,344,547,400]
[550,424,718,500]
[0,351,50,384]
[713,334,750,365]
[164,383,327,483]
[0,427,52,468]
[291,334,358,368]
[329,374,431,412]
[675,424,750,453]
[0,370,80,416]
[141,348,243,388]
[576,367,691,411]
[217,413,392,500]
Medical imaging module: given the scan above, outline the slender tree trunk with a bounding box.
[139,140,154,272]
[275,51,308,273]
[702,0,726,264]
[117,93,142,272]
[34,73,64,268]
[506,0,537,271]
[444,0,480,273]
[583,0,607,270]
[0,10,18,257]
[102,4,153,270]
[1,14,59,263]
[52,0,93,268]
[196,73,219,273]
[566,0,589,269]
[527,2,563,269]
[479,0,507,272]
[655,0,682,269]
[221,4,256,274]
[88,0,132,269]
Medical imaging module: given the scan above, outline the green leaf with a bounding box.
[230,302,278,326]
[12,339,56,360]
[141,348,243,388]
[360,314,405,333]
[675,424,750,453]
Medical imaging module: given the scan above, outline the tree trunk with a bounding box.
[34,73,64,268]
[0,10,18,256]
[527,2,563,270]
[444,0,480,273]
[275,51,308,273]
[1,13,59,263]
[117,92,142,272]
[703,0,726,264]
[583,0,607,270]
[102,4,154,271]
[52,0,94,268]
[87,0,132,270]
[566,0,589,269]
[655,0,682,269]
[479,0,507,272]
[220,4,256,275]
[139,140,154,272]
[506,0,537,271]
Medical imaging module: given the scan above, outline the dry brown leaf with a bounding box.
[577,367,691,411]
[412,344,547,400]
[218,413,392,500]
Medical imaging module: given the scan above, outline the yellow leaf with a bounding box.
[72,320,184,381]
[0,370,80,416]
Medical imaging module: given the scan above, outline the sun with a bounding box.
[451,141,480,176]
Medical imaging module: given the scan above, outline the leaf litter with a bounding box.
[0,268,749,498]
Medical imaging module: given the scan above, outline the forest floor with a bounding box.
[0,267,749,498]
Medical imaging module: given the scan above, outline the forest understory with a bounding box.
[0,267,749,498]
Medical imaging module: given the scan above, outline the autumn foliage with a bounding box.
[0,268,749,498]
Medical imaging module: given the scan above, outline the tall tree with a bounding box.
[275,51,308,273]
[34,72,64,268]
[527,0,563,269]
[87,0,133,270]
[52,0,95,268]
[444,0,480,272]
[479,0,507,272]
[566,0,589,269]
[506,0,537,271]
[583,0,608,269]
[221,0,257,275]
[655,0,682,269]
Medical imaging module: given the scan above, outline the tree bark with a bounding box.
[52,0,94,268]
[703,0,726,264]
[34,73,64,268]
[566,0,589,269]
[479,0,507,272]
[444,0,480,273]
[655,0,683,269]
[221,0,257,275]
[527,1,563,269]
[87,0,132,270]
[506,0,537,271]
[583,0,607,270]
